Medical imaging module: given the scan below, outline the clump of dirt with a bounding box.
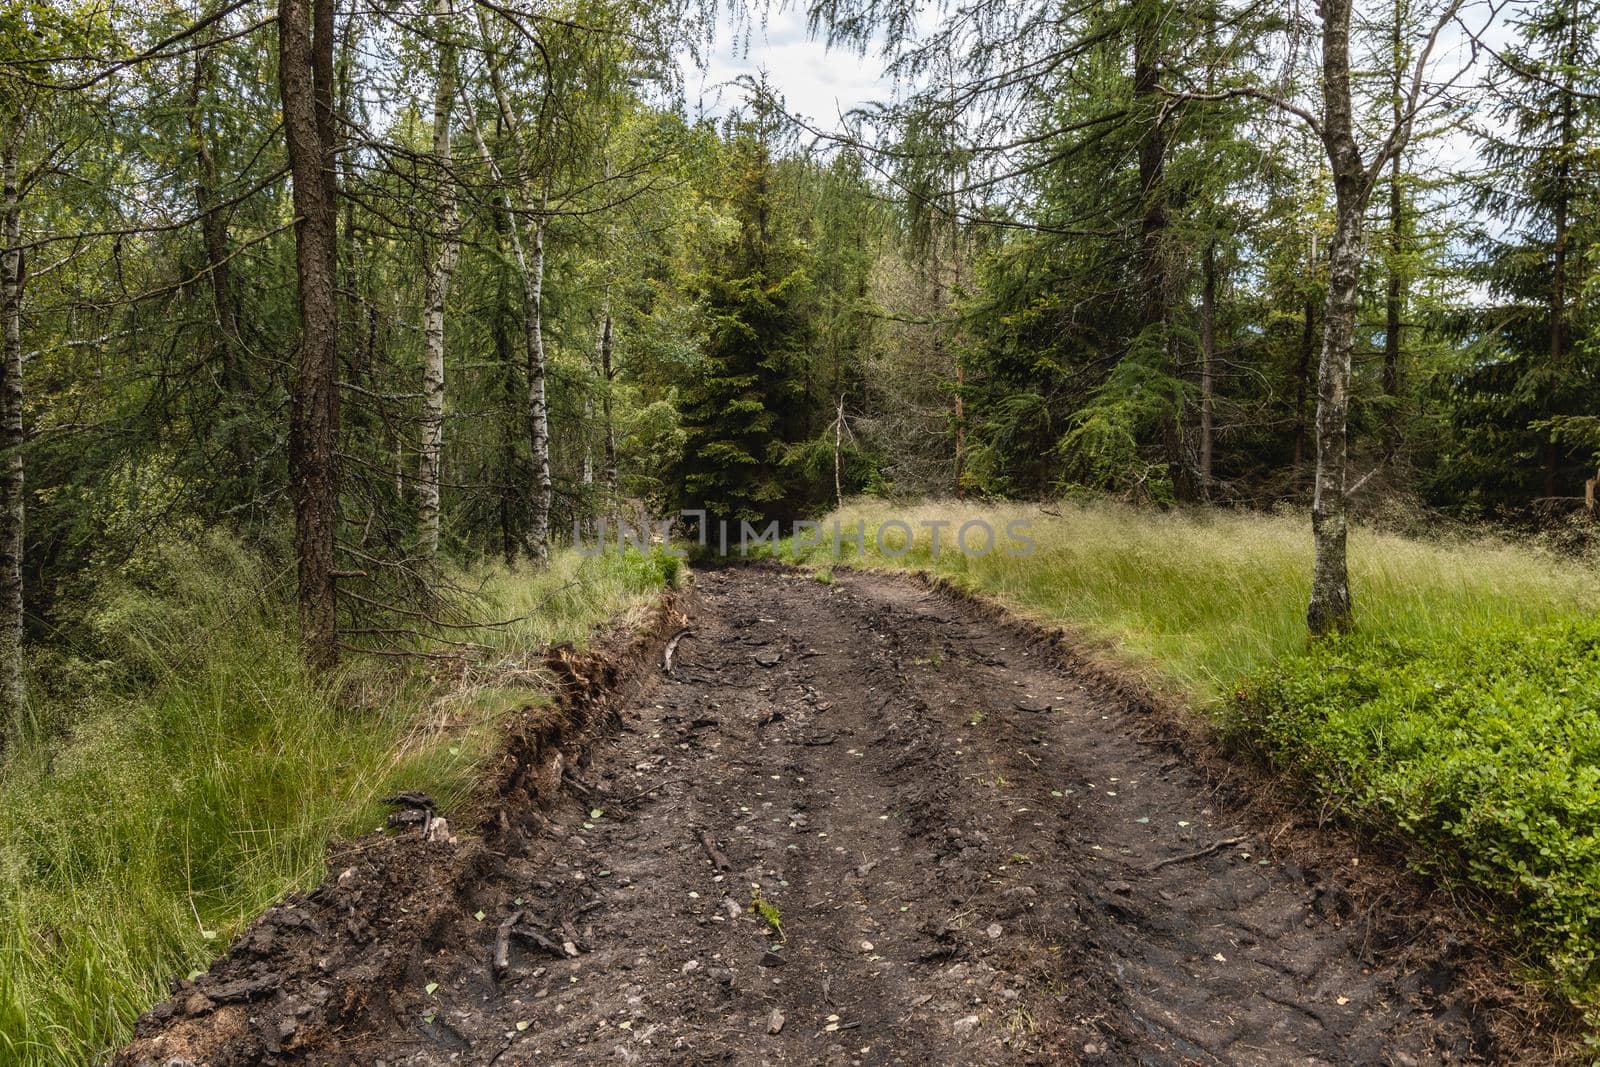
[119,568,1559,1065]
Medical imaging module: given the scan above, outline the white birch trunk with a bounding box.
[1308,0,1369,635]
[0,131,26,730]
[418,0,459,559]
[522,208,551,565]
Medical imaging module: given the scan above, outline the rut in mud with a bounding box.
[121,566,1524,1066]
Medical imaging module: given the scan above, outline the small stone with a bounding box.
[681,960,700,975]
[986,923,1003,939]
[953,1015,980,1034]
[860,940,874,952]
[767,1008,785,1034]
[759,951,786,968]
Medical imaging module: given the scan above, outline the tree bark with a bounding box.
[1307,0,1370,636]
[1294,232,1317,468]
[522,208,551,564]
[0,130,27,731]
[1199,236,1217,493]
[418,0,460,560]
[1544,6,1577,499]
[469,11,551,564]
[279,0,340,669]
[187,46,249,417]
[1381,0,1405,456]
[599,306,617,514]
[493,268,519,565]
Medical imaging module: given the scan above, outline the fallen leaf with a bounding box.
[425,982,438,995]
[516,1020,530,1031]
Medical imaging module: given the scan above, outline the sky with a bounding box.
[679,6,894,126]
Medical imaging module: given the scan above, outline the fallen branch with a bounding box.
[512,920,575,958]
[492,910,522,978]
[663,627,693,676]
[617,776,691,807]
[697,829,732,872]
[1139,834,1246,874]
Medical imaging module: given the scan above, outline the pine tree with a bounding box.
[676,110,814,525]
[1440,0,1600,516]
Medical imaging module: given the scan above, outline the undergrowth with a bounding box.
[0,534,678,1066]
[777,498,1600,1025]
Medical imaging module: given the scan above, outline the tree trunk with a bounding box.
[1381,0,1405,456]
[599,306,617,514]
[187,46,249,430]
[1199,236,1217,493]
[466,16,551,565]
[522,209,551,564]
[493,270,519,565]
[1294,236,1315,468]
[1545,9,1576,500]
[0,131,27,731]
[418,0,459,560]
[1307,0,1369,636]
[279,0,340,669]
[834,394,845,507]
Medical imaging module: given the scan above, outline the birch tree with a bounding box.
[418,0,461,560]
[0,113,25,729]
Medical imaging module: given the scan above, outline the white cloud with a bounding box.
[679,7,892,126]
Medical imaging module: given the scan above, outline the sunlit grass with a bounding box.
[779,498,1597,705]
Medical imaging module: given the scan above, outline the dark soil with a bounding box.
[119,566,1545,1066]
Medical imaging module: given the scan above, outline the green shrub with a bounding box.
[1232,621,1600,1007]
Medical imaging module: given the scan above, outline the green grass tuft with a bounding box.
[0,537,675,1066]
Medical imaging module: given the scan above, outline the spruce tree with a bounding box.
[1440,0,1600,516]
[676,110,814,525]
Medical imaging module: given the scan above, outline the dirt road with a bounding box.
[121,566,1512,1065]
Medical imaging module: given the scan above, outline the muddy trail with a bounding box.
[121,566,1529,1066]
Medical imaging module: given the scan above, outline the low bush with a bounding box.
[1233,621,1600,1009]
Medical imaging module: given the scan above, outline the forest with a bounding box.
[2,0,1599,1061]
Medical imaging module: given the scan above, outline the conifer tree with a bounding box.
[676,107,814,524]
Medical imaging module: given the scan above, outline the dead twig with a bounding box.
[617,776,691,807]
[697,829,732,872]
[1138,834,1247,874]
[663,627,693,676]
[492,910,522,979]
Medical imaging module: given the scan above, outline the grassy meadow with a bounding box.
[777,499,1600,1021]
[0,537,677,1066]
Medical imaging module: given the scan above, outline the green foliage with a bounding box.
[0,539,673,1066]
[1233,622,1600,1013]
[674,105,816,524]
[1433,0,1600,518]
